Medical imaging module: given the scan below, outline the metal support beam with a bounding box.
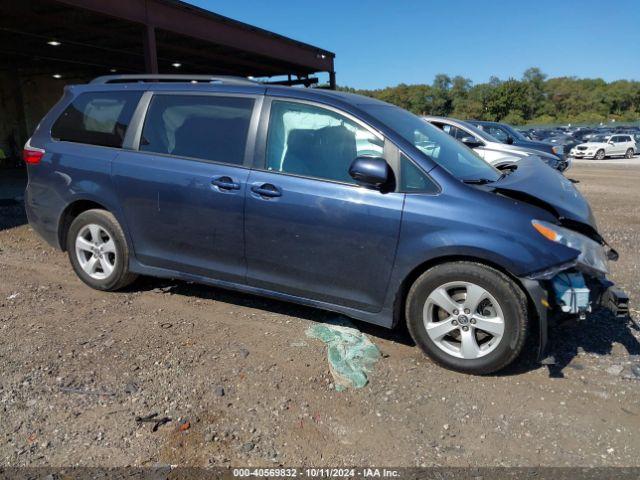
[266,77,319,87]
[55,0,335,72]
[143,25,158,73]
[329,71,336,90]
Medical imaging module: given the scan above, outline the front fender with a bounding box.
[382,189,578,324]
[395,192,577,278]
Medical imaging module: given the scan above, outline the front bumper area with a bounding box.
[520,271,630,360]
[600,285,630,318]
[570,150,597,159]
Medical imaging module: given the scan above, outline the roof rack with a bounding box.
[90,74,258,85]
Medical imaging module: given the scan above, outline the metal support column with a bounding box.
[329,70,336,90]
[143,25,159,73]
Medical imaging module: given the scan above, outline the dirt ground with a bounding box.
[1,160,639,468]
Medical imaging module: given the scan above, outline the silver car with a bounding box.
[423,116,568,171]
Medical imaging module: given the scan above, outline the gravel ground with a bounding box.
[0,161,639,468]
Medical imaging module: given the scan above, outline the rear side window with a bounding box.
[51,91,142,148]
[140,94,255,165]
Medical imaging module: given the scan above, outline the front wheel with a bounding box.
[406,262,528,374]
[595,149,606,160]
[625,148,634,159]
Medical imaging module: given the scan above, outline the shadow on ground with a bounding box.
[128,276,416,348]
[0,203,27,231]
[126,277,640,378]
[544,309,640,378]
[0,167,28,230]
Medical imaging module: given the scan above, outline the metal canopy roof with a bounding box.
[0,0,336,85]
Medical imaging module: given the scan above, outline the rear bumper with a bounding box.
[24,189,61,249]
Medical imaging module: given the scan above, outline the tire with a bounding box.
[67,209,137,291]
[625,148,634,159]
[595,149,605,160]
[405,261,528,374]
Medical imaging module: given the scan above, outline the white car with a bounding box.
[423,116,568,171]
[570,134,636,159]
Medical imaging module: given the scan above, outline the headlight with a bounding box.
[532,220,608,275]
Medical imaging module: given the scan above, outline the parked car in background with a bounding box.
[583,130,614,142]
[571,128,598,143]
[570,134,636,159]
[23,74,627,374]
[423,116,567,171]
[469,120,564,160]
[544,133,580,159]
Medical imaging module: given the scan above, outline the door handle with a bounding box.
[212,176,240,191]
[251,183,282,198]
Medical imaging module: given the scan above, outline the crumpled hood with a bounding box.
[491,157,596,229]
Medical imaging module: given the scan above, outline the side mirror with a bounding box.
[349,156,390,190]
[505,135,514,145]
[461,136,482,149]
[608,140,615,145]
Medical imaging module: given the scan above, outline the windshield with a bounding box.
[589,135,609,143]
[363,105,501,182]
[456,120,499,143]
[502,124,527,141]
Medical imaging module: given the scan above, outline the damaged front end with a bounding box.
[520,219,630,360]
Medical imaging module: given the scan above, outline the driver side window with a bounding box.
[265,101,384,184]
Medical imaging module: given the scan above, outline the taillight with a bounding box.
[22,140,44,165]
[23,148,44,165]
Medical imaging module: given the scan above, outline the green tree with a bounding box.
[340,68,640,125]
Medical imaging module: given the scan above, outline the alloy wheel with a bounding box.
[75,224,117,280]
[423,281,505,360]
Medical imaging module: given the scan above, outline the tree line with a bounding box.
[338,68,640,125]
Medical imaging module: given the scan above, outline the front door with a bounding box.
[112,92,257,283]
[244,99,404,312]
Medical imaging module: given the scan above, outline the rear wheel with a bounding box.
[67,209,137,291]
[625,148,634,159]
[406,262,528,374]
[595,149,606,160]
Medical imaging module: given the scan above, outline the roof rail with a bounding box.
[90,74,258,85]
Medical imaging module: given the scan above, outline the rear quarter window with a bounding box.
[51,91,142,148]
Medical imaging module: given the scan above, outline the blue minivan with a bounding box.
[23,75,628,374]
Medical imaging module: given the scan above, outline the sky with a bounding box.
[186,0,640,90]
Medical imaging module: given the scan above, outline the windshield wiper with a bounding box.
[462,178,495,184]
[463,171,510,184]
